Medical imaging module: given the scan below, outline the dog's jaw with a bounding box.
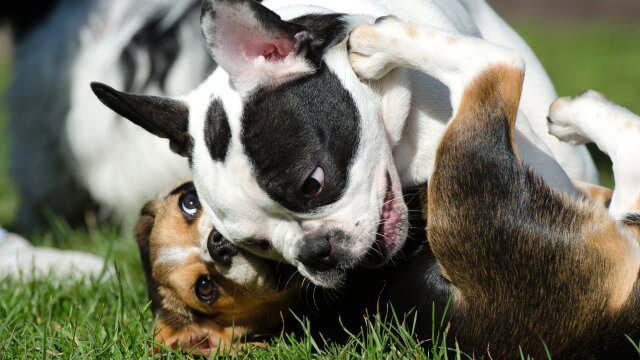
[290,165,408,288]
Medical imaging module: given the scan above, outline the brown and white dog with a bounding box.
[134,181,300,354]
[347,18,640,358]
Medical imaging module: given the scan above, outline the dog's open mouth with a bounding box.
[365,172,406,267]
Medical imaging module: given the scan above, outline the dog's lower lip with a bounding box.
[366,172,402,267]
[377,175,395,245]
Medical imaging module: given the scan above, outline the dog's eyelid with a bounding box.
[178,190,201,220]
[168,181,196,197]
[194,275,218,304]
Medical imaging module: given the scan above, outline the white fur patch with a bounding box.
[156,246,201,265]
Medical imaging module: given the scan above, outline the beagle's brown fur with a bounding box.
[135,181,300,355]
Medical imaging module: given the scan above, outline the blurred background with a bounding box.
[0,0,639,233]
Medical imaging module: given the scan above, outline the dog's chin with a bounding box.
[297,265,346,288]
[297,172,408,287]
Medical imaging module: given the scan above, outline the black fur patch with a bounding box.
[290,13,348,65]
[241,63,360,213]
[120,0,215,93]
[204,99,232,162]
[90,82,193,159]
[622,213,640,227]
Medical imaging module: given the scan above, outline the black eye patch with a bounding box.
[240,63,361,213]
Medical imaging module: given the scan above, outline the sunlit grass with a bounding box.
[516,23,640,187]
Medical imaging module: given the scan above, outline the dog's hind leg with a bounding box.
[549,91,640,221]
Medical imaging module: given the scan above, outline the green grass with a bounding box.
[1,23,640,358]
[516,23,640,187]
[0,58,17,226]
[0,226,455,359]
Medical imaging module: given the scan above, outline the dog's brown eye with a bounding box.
[179,190,200,219]
[195,276,217,304]
[301,167,324,199]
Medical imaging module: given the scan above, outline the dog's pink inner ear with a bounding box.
[201,0,314,92]
[253,40,294,60]
[241,36,295,61]
[211,11,297,64]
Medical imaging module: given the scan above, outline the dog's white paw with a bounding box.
[547,93,599,145]
[348,17,407,80]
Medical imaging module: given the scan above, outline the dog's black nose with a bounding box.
[207,230,238,265]
[297,233,337,271]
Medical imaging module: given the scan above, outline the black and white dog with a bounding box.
[5,0,212,230]
[91,0,599,288]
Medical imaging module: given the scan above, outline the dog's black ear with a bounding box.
[135,200,162,315]
[200,0,315,92]
[90,82,192,157]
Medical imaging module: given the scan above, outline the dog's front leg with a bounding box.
[549,90,640,221]
[348,16,524,123]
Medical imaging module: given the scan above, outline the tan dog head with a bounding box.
[135,181,300,354]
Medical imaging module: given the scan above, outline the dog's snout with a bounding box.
[207,231,238,265]
[297,232,337,271]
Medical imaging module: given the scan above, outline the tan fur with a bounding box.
[585,212,640,311]
[572,180,612,208]
[137,184,300,354]
[154,318,265,355]
[428,64,524,309]
[356,26,381,41]
[569,178,638,310]
[404,25,417,39]
[633,197,640,213]
[446,64,524,157]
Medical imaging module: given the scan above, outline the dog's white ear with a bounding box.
[200,0,315,93]
[90,82,192,157]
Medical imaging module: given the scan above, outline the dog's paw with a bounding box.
[547,95,595,145]
[348,17,406,80]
